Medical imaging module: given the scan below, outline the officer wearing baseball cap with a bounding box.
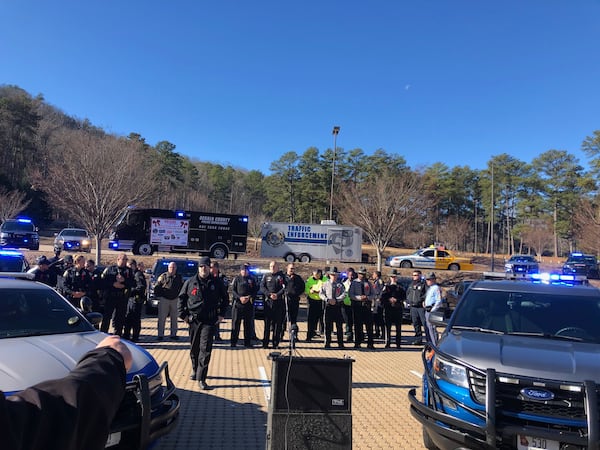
[178,256,229,390]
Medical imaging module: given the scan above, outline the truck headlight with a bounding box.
[433,354,468,388]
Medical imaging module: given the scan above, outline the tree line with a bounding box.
[1,84,600,264]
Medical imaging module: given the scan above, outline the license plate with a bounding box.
[105,432,121,448]
[517,434,559,450]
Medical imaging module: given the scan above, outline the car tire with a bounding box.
[299,253,311,263]
[135,242,154,256]
[448,263,460,271]
[211,245,228,259]
[400,261,412,269]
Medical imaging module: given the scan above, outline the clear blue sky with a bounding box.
[2,1,599,174]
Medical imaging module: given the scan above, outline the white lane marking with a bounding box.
[258,366,271,403]
[410,370,422,379]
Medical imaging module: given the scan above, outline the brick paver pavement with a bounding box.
[140,314,428,450]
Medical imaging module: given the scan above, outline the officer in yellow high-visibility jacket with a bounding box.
[304,268,326,342]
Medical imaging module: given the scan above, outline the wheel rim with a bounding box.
[212,246,227,259]
[138,244,153,256]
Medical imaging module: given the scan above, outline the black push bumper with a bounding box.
[111,361,180,449]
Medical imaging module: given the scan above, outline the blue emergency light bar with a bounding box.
[0,250,23,257]
[529,272,587,285]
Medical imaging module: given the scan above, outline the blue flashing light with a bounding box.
[571,252,583,256]
[16,218,32,223]
[176,211,185,218]
[242,217,248,222]
[529,272,584,284]
[0,250,23,257]
[109,242,119,249]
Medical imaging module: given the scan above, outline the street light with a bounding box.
[329,126,340,221]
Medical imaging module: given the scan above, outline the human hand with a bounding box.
[97,335,133,371]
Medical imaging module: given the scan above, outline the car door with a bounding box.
[435,250,452,270]
[418,249,437,269]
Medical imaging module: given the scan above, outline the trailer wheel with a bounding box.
[284,253,296,263]
[299,253,311,263]
[211,245,228,259]
[134,242,154,256]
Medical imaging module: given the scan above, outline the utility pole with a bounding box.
[329,126,340,221]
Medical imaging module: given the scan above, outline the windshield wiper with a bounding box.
[452,326,504,335]
[505,331,585,342]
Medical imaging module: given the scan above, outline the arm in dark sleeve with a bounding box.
[230,277,241,301]
[178,279,190,320]
[131,271,146,297]
[217,280,229,317]
[260,275,268,294]
[1,347,126,450]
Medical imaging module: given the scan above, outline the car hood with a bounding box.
[439,330,600,382]
[0,331,158,393]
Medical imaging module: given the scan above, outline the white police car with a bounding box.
[0,273,179,449]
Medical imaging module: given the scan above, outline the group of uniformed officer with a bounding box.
[31,250,147,341]
[29,251,433,349]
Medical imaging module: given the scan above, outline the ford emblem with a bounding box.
[520,387,555,401]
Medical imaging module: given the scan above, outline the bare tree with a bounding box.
[0,188,31,222]
[34,128,159,262]
[519,217,553,258]
[338,171,431,270]
[573,198,600,255]
[440,216,471,251]
[247,212,267,252]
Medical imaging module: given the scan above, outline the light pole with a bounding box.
[329,126,340,221]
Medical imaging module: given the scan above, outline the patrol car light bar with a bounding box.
[529,272,587,284]
[0,250,24,257]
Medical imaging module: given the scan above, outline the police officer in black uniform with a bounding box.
[62,254,93,309]
[230,263,258,348]
[31,255,58,287]
[178,256,229,390]
[123,259,147,342]
[407,269,428,345]
[100,253,135,336]
[349,267,375,349]
[381,269,406,348]
[85,259,104,312]
[260,261,286,349]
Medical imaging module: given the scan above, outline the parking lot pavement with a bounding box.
[139,315,427,450]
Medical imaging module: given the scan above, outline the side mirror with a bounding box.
[428,310,447,327]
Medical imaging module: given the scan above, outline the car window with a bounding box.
[452,290,600,342]
[439,251,449,258]
[0,288,94,338]
[1,221,35,232]
[62,229,88,237]
[0,256,27,272]
[423,250,434,257]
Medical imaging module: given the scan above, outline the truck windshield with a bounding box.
[452,290,600,342]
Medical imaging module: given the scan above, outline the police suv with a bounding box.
[409,273,600,450]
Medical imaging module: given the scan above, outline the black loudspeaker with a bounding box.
[266,356,354,450]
